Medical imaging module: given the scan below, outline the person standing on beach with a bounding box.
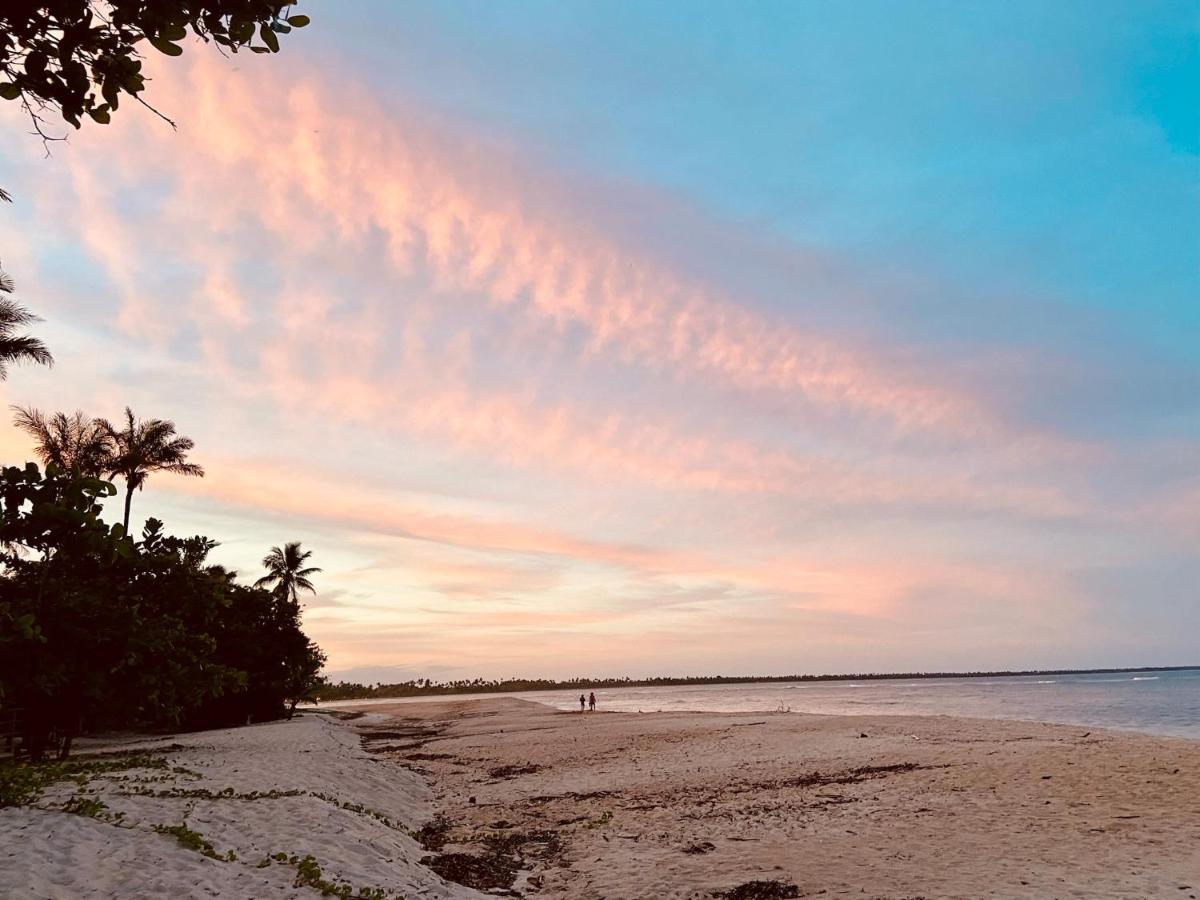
[589,691,597,711]
[579,694,586,712]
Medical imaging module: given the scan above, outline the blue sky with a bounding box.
[0,2,1196,680]
[322,1,1199,341]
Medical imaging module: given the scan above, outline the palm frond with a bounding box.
[258,542,320,600]
[0,335,54,366]
[0,297,42,330]
[11,405,112,474]
[101,407,202,495]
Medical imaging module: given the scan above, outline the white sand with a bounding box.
[5,701,1198,899]
[353,698,1200,900]
[0,712,485,899]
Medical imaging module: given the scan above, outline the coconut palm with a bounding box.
[0,293,53,380]
[0,188,52,378]
[101,407,204,533]
[11,406,112,476]
[254,542,321,607]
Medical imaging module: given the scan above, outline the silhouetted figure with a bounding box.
[579,694,586,712]
[589,691,597,711]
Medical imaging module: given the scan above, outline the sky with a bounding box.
[0,1,1197,683]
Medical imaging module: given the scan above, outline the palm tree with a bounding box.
[254,542,321,606]
[0,187,52,379]
[11,406,112,476]
[101,407,204,533]
[0,293,53,380]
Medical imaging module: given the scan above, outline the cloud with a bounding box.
[0,45,1194,677]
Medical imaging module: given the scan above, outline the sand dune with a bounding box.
[0,713,483,899]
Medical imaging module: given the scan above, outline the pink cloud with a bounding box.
[77,54,1004,438]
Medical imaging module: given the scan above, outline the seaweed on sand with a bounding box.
[483,828,565,862]
[487,763,543,780]
[421,852,519,892]
[421,828,566,892]
[412,816,453,851]
[360,728,441,743]
[781,761,926,789]
[716,880,800,899]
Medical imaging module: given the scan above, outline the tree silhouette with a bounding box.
[101,407,204,533]
[254,542,321,606]
[0,188,53,377]
[0,292,53,381]
[11,406,111,476]
[1,2,311,143]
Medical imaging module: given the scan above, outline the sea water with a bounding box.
[335,668,1200,739]
[519,669,1200,738]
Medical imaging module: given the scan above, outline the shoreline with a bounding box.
[314,665,1199,703]
[314,668,1200,742]
[326,694,1200,742]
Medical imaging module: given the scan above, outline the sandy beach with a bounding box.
[3,699,1197,899]
[0,712,485,899]
[356,698,1199,899]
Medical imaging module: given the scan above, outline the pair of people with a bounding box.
[578,691,597,712]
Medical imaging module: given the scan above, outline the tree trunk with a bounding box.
[122,483,134,534]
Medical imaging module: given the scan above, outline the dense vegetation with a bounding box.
[0,415,326,760]
[312,666,1194,703]
[0,5,328,766]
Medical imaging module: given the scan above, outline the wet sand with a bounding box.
[353,697,1200,899]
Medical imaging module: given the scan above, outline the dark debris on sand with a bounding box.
[484,828,565,861]
[488,763,544,780]
[683,840,716,854]
[421,829,566,893]
[715,879,801,899]
[744,762,943,793]
[361,727,442,743]
[783,762,923,788]
[412,815,454,851]
[421,851,519,892]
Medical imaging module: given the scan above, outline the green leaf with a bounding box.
[230,19,255,43]
[163,23,188,41]
[250,46,270,54]
[260,23,280,53]
[148,36,183,57]
[88,106,111,124]
[287,14,311,27]
[0,83,20,100]
[25,51,48,76]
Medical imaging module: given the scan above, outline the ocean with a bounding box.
[334,668,1200,739]
[522,668,1200,738]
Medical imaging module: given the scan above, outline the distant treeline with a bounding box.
[311,665,1195,702]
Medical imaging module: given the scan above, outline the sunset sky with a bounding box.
[1,2,1196,682]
